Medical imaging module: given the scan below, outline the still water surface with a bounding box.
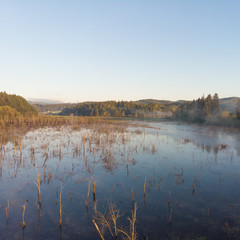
[0,121,240,240]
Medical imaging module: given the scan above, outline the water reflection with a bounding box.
[0,121,240,239]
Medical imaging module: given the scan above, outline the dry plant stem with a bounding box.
[130,202,137,240]
[22,202,27,229]
[85,180,91,207]
[59,184,63,228]
[59,143,61,158]
[168,191,171,204]
[42,145,48,158]
[99,212,114,237]
[18,138,22,157]
[144,176,147,197]
[93,181,96,202]
[34,167,41,204]
[109,202,120,238]
[116,202,137,240]
[92,219,105,240]
[6,200,9,222]
[94,200,98,219]
[132,189,134,202]
[192,183,196,192]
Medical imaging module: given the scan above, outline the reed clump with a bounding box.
[93,201,137,240]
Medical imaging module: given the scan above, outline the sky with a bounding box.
[0,1,240,103]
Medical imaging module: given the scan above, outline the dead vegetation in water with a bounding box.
[1,120,240,239]
[22,201,27,229]
[93,201,137,240]
[34,167,42,204]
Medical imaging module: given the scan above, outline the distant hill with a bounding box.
[219,97,240,113]
[28,98,63,104]
[136,99,173,105]
[136,99,189,105]
[0,92,38,116]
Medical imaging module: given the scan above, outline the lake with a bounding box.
[0,120,240,240]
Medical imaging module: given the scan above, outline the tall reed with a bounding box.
[34,167,42,204]
[92,219,105,240]
[22,201,27,229]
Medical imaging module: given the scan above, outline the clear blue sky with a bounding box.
[0,1,239,102]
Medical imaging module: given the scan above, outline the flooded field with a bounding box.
[0,120,240,240]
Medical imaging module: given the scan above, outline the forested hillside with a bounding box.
[0,92,38,126]
[59,101,176,118]
[0,92,38,116]
[219,97,240,113]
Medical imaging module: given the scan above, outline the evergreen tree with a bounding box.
[212,93,221,115]
[204,94,212,117]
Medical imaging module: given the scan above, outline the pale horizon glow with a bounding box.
[1,1,240,103]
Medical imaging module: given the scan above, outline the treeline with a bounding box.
[1,91,240,128]
[175,93,240,125]
[59,101,177,118]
